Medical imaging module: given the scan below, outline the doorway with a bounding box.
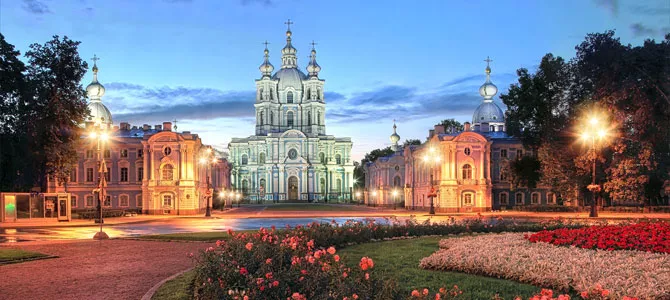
[288,176,299,200]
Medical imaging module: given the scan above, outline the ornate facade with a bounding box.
[47,59,231,215]
[228,23,355,202]
[365,60,555,211]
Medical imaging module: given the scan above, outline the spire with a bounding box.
[91,54,100,83]
[84,54,112,127]
[86,54,105,101]
[478,56,498,102]
[306,40,321,77]
[281,19,297,68]
[259,41,274,77]
[390,119,400,151]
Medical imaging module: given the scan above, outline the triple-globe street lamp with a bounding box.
[199,147,218,217]
[422,146,441,215]
[89,121,110,240]
[579,113,610,218]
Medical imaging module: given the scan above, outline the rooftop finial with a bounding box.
[173,119,178,131]
[310,40,317,51]
[285,18,293,31]
[390,119,400,151]
[484,56,493,75]
[91,54,100,74]
[281,20,297,68]
[307,40,320,77]
[479,56,498,101]
[263,40,270,49]
[259,41,275,76]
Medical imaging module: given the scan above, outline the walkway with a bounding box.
[0,239,210,300]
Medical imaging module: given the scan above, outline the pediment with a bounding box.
[280,129,306,139]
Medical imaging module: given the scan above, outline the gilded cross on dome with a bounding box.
[284,19,293,30]
[173,119,178,131]
[484,56,493,67]
[263,41,270,49]
[91,54,100,64]
[310,40,318,50]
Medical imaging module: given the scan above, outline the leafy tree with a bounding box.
[403,139,421,146]
[23,35,89,191]
[0,33,28,191]
[438,118,463,132]
[355,146,395,190]
[508,156,542,189]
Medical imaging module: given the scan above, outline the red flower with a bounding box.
[327,246,336,255]
[245,242,253,251]
[239,267,248,275]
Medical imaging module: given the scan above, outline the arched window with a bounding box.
[463,193,473,205]
[287,111,294,127]
[499,193,508,205]
[259,153,265,164]
[270,112,274,124]
[490,125,495,132]
[287,91,293,103]
[317,112,321,125]
[319,152,325,164]
[515,193,524,205]
[259,112,264,125]
[393,176,401,187]
[547,193,556,204]
[162,164,174,181]
[259,88,264,100]
[307,111,312,125]
[242,179,248,194]
[320,178,325,193]
[462,164,472,179]
[241,154,248,165]
[336,178,342,192]
[259,179,266,191]
[531,192,540,205]
[306,88,310,99]
[335,154,342,164]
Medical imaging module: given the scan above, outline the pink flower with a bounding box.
[365,273,370,280]
[266,258,272,264]
[239,267,248,275]
[245,242,253,251]
[342,271,348,278]
[601,290,610,297]
[334,255,340,262]
[580,291,589,298]
[314,250,322,259]
[272,280,279,287]
[411,290,420,297]
[423,288,429,295]
[352,294,359,299]
[265,272,273,279]
[327,246,336,255]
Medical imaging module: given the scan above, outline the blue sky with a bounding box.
[2,0,668,160]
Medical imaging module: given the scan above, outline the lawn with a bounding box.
[263,203,365,211]
[152,270,196,300]
[0,248,50,265]
[152,236,544,300]
[338,237,543,300]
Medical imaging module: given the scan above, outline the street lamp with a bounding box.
[392,189,398,210]
[90,121,109,240]
[355,191,361,205]
[200,147,217,217]
[236,192,241,207]
[579,112,610,218]
[423,146,441,215]
[371,190,377,207]
[219,191,226,211]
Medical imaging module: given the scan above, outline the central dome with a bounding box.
[86,101,113,125]
[472,102,504,124]
[272,68,306,90]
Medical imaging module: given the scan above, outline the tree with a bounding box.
[355,146,395,190]
[0,33,28,191]
[23,35,89,191]
[508,156,542,189]
[438,118,463,132]
[403,139,421,146]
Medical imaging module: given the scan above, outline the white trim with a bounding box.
[531,192,541,205]
[462,191,475,206]
[515,192,524,205]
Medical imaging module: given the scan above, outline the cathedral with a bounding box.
[228,22,355,202]
[46,59,231,215]
[364,59,555,212]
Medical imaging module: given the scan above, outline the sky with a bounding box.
[1,0,668,160]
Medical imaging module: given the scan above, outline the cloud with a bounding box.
[22,0,51,14]
[592,0,618,16]
[240,0,273,6]
[630,23,657,37]
[629,4,670,16]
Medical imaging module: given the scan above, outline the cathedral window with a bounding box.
[393,176,401,187]
[120,149,128,158]
[287,111,294,127]
[500,149,507,159]
[319,152,325,164]
[163,147,172,156]
[287,91,294,103]
[317,112,321,125]
[462,164,472,180]
[516,149,523,159]
[463,193,473,205]
[138,167,144,181]
[288,149,298,160]
[242,180,249,194]
[163,194,172,207]
[531,192,540,205]
[241,155,248,165]
[260,112,264,125]
[86,195,94,207]
[464,147,471,156]
[336,179,342,192]
[307,111,311,125]
[270,112,274,124]
[105,167,111,182]
[515,193,524,205]
[162,164,174,181]
[138,149,144,158]
[335,154,341,164]
[86,168,94,182]
[259,153,265,164]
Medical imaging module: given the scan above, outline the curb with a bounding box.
[141,267,194,300]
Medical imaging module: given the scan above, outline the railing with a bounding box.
[255,125,325,135]
[242,192,353,203]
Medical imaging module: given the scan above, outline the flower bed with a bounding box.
[192,217,591,299]
[525,222,670,253]
[419,233,670,299]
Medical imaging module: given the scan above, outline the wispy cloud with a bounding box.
[630,23,657,37]
[593,0,619,16]
[22,0,51,14]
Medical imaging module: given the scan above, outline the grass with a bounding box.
[152,270,196,300]
[0,248,50,265]
[338,236,543,300]
[263,203,363,211]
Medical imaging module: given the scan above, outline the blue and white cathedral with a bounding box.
[228,22,355,202]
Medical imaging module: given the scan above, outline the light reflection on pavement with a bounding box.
[0,217,394,243]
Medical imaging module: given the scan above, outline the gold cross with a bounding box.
[484,56,493,67]
[284,19,293,30]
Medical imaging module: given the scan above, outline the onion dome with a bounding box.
[86,55,106,100]
[280,19,298,68]
[259,42,274,77]
[84,55,112,126]
[390,120,400,151]
[306,41,321,78]
[478,56,498,101]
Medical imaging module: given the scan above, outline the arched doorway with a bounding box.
[288,176,299,200]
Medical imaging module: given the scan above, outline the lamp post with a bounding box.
[580,113,609,218]
[392,189,398,210]
[199,147,217,217]
[219,191,226,211]
[371,190,377,207]
[423,146,441,215]
[90,122,109,240]
[236,192,241,207]
[355,191,361,205]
